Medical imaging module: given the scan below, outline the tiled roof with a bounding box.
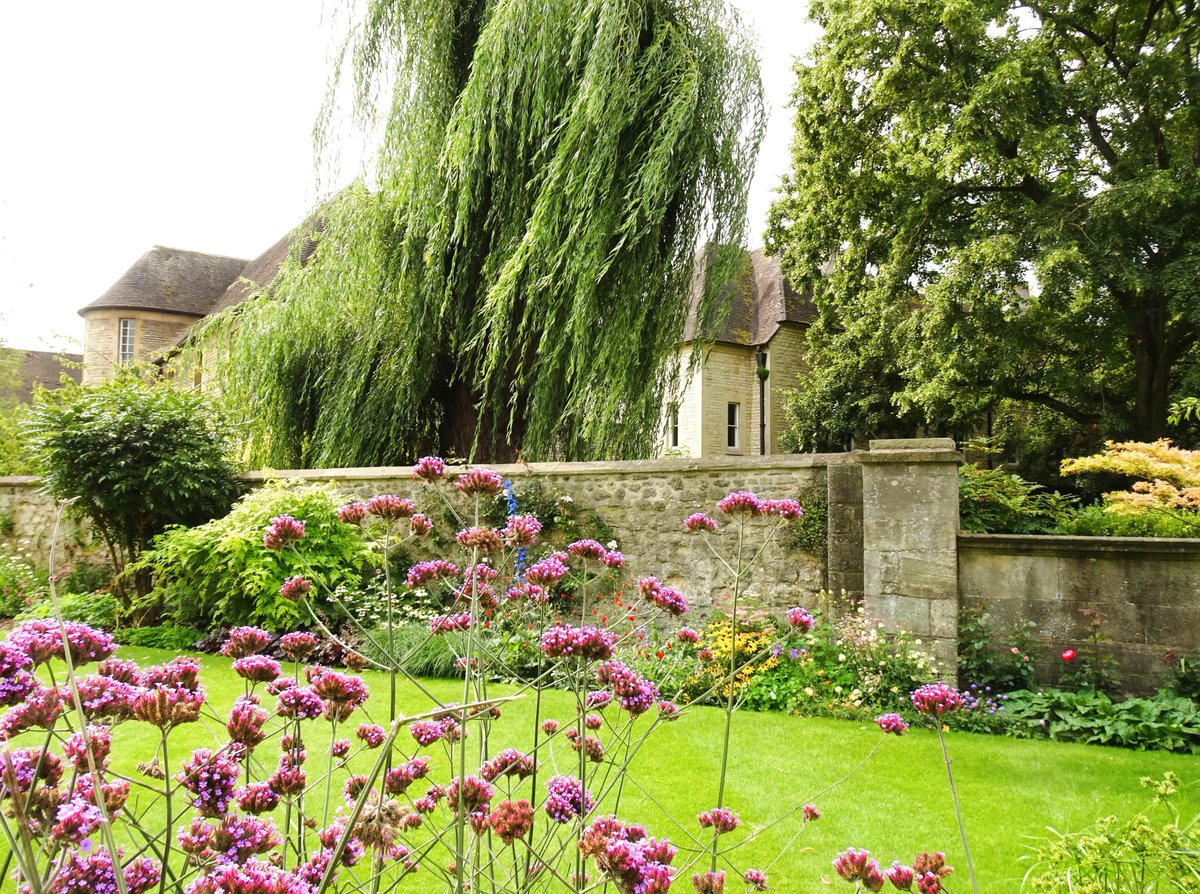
[79,246,249,317]
[208,221,322,316]
[1,349,82,403]
[685,249,816,346]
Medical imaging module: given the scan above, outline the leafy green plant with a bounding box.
[1057,502,1200,538]
[739,606,938,717]
[1165,652,1200,703]
[958,463,1078,534]
[25,367,243,599]
[114,623,204,650]
[1004,689,1200,753]
[782,492,827,553]
[0,548,45,618]
[17,590,120,630]
[135,480,373,631]
[1024,774,1200,892]
[958,601,1037,692]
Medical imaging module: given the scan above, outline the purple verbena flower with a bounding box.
[413,456,446,481]
[684,512,719,533]
[177,748,240,817]
[262,514,306,550]
[366,494,415,519]
[911,683,965,716]
[455,468,504,496]
[406,560,460,588]
[875,713,910,735]
[279,577,312,602]
[233,655,282,684]
[221,627,271,658]
[544,775,593,823]
[716,491,764,516]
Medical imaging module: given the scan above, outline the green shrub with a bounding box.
[1004,688,1200,753]
[1025,774,1200,892]
[738,606,938,717]
[17,591,120,630]
[958,463,1077,534]
[1057,502,1200,537]
[957,602,1037,691]
[114,624,204,650]
[135,480,373,631]
[25,368,243,598]
[0,549,44,618]
[353,619,461,678]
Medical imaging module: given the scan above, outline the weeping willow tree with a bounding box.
[214,0,763,466]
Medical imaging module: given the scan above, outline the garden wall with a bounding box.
[8,438,1199,693]
[959,533,1200,693]
[247,455,842,613]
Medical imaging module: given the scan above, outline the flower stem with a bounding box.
[936,725,979,894]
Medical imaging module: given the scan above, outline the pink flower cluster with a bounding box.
[636,577,689,616]
[692,870,726,894]
[308,668,369,721]
[714,492,803,519]
[911,683,965,717]
[221,626,271,658]
[581,816,677,894]
[833,848,886,891]
[595,661,660,716]
[384,757,431,794]
[430,612,473,634]
[176,747,241,817]
[503,514,542,546]
[406,560,460,588]
[455,468,504,496]
[9,619,117,667]
[279,576,312,602]
[366,494,415,519]
[456,526,504,553]
[544,774,594,823]
[262,514,305,550]
[413,455,446,480]
[480,748,535,782]
[489,799,534,844]
[525,553,570,587]
[697,806,741,834]
[540,625,616,661]
[279,631,318,661]
[785,606,816,631]
[875,713,910,735]
[684,512,718,533]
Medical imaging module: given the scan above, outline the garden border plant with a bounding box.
[0,458,1031,894]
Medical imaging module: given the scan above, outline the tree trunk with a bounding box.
[1128,293,1173,440]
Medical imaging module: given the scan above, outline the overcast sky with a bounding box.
[0,2,819,353]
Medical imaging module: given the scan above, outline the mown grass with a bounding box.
[11,646,1200,891]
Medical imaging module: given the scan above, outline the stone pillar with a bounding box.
[825,460,864,600]
[860,438,962,680]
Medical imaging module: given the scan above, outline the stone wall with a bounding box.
[250,455,837,613]
[0,477,94,571]
[959,533,1200,692]
[2,455,840,615]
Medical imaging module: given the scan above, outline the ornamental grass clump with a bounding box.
[2,465,969,894]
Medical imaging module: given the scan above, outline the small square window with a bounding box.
[727,402,740,449]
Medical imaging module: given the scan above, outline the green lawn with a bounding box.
[17,647,1200,891]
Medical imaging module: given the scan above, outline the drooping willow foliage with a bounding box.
[215,0,764,466]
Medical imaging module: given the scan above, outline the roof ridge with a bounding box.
[147,245,252,264]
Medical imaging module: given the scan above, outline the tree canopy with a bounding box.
[215,0,764,466]
[767,0,1200,452]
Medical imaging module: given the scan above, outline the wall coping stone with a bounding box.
[959,531,1200,558]
[242,453,855,483]
[0,477,40,486]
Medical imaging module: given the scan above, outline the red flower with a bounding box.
[1061,648,1077,661]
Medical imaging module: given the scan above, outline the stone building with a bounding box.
[664,249,816,457]
[78,229,811,456]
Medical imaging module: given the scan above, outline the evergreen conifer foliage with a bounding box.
[220,0,764,466]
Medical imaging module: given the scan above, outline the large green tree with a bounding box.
[216,0,763,466]
[767,0,1200,450]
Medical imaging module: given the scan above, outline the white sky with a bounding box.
[0,1,819,353]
